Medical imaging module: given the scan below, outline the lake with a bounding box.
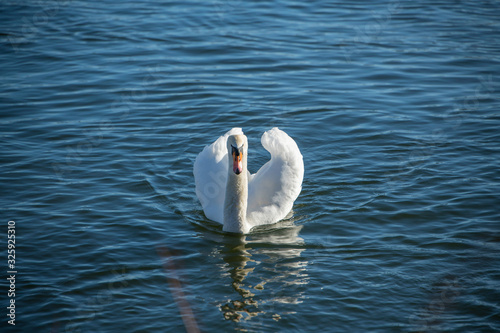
[1,0,499,332]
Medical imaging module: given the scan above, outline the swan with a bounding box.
[193,127,304,233]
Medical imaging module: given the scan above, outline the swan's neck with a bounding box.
[223,168,249,234]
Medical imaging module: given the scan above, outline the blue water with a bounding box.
[1,0,500,332]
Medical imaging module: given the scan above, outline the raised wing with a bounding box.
[193,128,243,223]
[247,128,304,227]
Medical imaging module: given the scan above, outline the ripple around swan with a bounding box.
[2,0,500,331]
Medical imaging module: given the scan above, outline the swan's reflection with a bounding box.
[203,222,308,322]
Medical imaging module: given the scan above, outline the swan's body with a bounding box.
[194,128,304,233]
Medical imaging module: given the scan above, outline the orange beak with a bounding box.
[232,146,243,175]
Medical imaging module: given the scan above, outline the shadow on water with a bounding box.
[197,222,309,323]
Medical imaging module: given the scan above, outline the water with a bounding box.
[1,0,500,331]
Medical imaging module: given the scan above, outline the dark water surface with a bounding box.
[1,0,500,332]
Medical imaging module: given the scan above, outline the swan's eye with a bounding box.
[231,145,242,157]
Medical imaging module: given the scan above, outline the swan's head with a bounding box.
[227,134,247,175]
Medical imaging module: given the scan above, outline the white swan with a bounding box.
[194,128,304,233]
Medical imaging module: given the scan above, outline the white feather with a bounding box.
[247,128,304,226]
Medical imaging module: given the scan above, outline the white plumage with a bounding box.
[194,127,304,233]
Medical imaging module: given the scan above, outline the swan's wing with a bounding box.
[193,128,243,223]
[247,128,304,227]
